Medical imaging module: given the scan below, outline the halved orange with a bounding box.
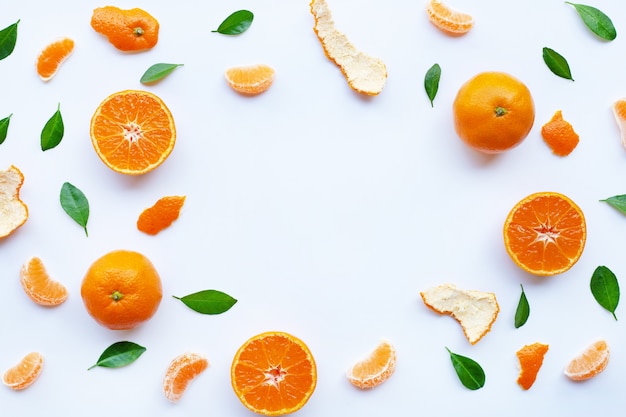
[503,192,586,276]
[516,342,549,390]
[0,165,28,239]
[36,37,74,81]
[2,352,44,390]
[426,0,474,36]
[163,352,209,403]
[20,257,68,306]
[564,340,609,381]
[231,331,317,416]
[346,340,396,389]
[90,90,176,175]
[225,64,275,95]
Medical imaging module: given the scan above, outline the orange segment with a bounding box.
[611,98,626,148]
[20,257,68,306]
[36,37,74,81]
[427,0,474,36]
[2,352,44,390]
[503,192,586,276]
[163,352,209,403]
[225,64,275,95]
[91,6,159,52]
[231,331,317,416]
[516,342,549,390]
[564,340,609,381]
[346,340,396,389]
[0,165,28,239]
[137,195,185,235]
[541,110,579,156]
[90,90,176,175]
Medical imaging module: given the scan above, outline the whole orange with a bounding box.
[453,71,535,153]
[80,250,162,330]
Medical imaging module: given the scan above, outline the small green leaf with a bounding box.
[424,63,441,107]
[0,20,19,61]
[600,194,626,215]
[88,341,146,370]
[212,10,254,35]
[542,47,574,80]
[173,289,237,315]
[514,284,530,328]
[590,265,620,320]
[565,2,616,41]
[41,103,64,151]
[446,347,485,390]
[140,63,184,84]
[0,113,12,145]
[60,182,89,236]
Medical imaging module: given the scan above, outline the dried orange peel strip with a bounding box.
[0,165,28,239]
[516,342,549,390]
[137,195,186,235]
[310,0,387,95]
[541,110,579,156]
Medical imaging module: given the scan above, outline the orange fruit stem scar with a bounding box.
[36,37,74,81]
[516,342,549,390]
[0,165,28,239]
[541,110,579,156]
[346,340,397,389]
[137,195,186,235]
[427,0,474,36]
[91,6,159,52]
[2,352,44,390]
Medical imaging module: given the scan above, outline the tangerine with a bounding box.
[2,352,44,390]
[36,37,74,81]
[163,352,209,403]
[225,64,275,95]
[426,0,474,36]
[564,340,609,381]
[20,256,68,306]
[346,340,396,389]
[91,6,159,52]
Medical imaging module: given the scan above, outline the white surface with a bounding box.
[1,0,626,415]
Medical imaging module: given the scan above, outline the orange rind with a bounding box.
[516,342,549,390]
[0,165,28,239]
[20,257,69,306]
[427,0,474,36]
[2,352,44,390]
[541,110,579,156]
[137,195,186,235]
[346,340,396,389]
[91,6,159,52]
[163,352,209,403]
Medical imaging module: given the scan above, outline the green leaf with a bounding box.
[40,103,64,151]
[140,63,184,84]
[0,113,12,145]
[446,347,485,390]
[0,20,19,61]
[173,289,237,315]
[514,284,530,328]
[424,63,441,107]
[212,10,254,35]
[565,2,616,41]
[600,194,626,215]
[590,265,620,320]
[88,341,146,370]
[60,182,89,236]
[542,47,574,80]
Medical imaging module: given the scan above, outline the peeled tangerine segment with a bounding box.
[310,0,387,95]
[420,283,499,344]
[2,352,44,390]
[612,98,626,149]
[20,256,69,306]
[346,340,397,389]
[0,165,28,239]
[163,352,209,403]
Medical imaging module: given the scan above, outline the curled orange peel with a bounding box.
[0,165,28,239]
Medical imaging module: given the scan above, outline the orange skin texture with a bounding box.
[516,343,549,390]
[453,72,535,154]
[91,6,159,52]
[137,195,185,235]
[541,110,579,156]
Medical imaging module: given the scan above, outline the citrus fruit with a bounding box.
[2,352,44,390]
[516,342,549,390]
[0,165,28,239]
[503,192,586,276]
[564,340,609,381]
[163,352,209,403]
[36,37,74,81]
[453,71,535,153]
[420,283,499,345]
[90,90,176,175]
[231,331,317,416]
[426,0,474,36]
[80,250,162,330]
[611,98,626,149]
[541,110,579,156]
[310,0,387,95]
[346,340,396,389]
[225,64,275,95]
[20,256,68,306]
[137,195,186,235]
[91,6,159,52]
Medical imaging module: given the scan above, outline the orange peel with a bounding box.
[541,110,579,156]
[516,342,549,390]
[0,165,28,239]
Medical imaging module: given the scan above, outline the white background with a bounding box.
[1,0,626,415]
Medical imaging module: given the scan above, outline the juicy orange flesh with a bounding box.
[3,352,43,390]
[226,65,275,95]
[21,257,68,305]
[516,343,549,390]
[427,0,473,35]
[164,353,208,401]
[614,100,626,120]
[233,334,315,414]
[37,38,74,80]
[565,340,609,380]
[137,195,185,235]
[505,194,585,275]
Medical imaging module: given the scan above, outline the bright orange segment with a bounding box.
[36,37,74,81]
[564,340,609,381]
[0,165,28,239]
[90,90,176,175]
[503,192,586,276]
[346,340,396,389]
[225,64,275,95]
[91,6,159,52]
[163,352,209,403]
[611,99,626,148]
[516,342,549,390]
[137,195,186,235]
[20,257,68,306]
[427,0,474,36]
[231,331,317,416]
[2,352,44,390]
[541,110,579,156]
